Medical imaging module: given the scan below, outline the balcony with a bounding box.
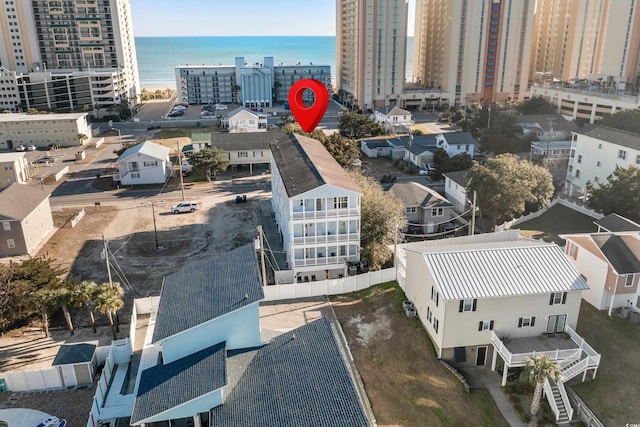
[293,232,359,245]
[293,256,349,268]
[292,208,360,220]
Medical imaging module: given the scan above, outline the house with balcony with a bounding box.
[270,133,361,282]
[562,231,640,315]
[443,169,471,214]
[398,233,600,425]
[0,152,30,189]
[222,107,268,133]
[515,114,578,141]
[386,181,454,234]
[566,126,640,199]
[115,141,173,186]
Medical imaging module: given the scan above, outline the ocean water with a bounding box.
[135,36,414,89]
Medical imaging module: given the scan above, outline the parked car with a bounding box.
[34,156,55,163]
[15,145,26,151]
[167,110,184,118]
[171,201,198,213]
[27,144,37,151]
[215,104,228,110]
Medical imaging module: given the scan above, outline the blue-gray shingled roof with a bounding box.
[362,139,390,149]
[52,343,96,365]
[152,244,264,342]
[130,342,227,424]
[210,318,369,426]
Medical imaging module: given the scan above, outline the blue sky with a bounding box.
[131,0,416,37]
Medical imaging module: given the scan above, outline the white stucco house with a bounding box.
[562,231,640,315]
[443,169,472,214]
[397,232,601,424]
[115,141,173,186]
[270,133,362,282]
[222,107,268,133]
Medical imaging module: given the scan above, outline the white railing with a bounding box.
[565,386,606,427]
[557,380,574,420]
[559,348,583,369]
[544,378,561,421]
[292,208,360,220]
[293,256,349,267]
[293,233,359,245]
[565,325,601,368]
[562,357,589,383]
[491,331,594,367]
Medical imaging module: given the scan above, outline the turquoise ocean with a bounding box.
[135,36,414,90]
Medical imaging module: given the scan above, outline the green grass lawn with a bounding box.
[515,204,598,245]
[572,301,640,426]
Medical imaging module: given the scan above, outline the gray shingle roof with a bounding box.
[387,181,452,208]
[441,132,476,146]
[52,343,96,365]
[152,244,264,342]
[424,244,589,300]
[443,169,472,187]
[0,183,50,221]
[575,125,640,151]
[210,318,369,427]
[362,139,390,149]
[211,131,287,151]
[592,234,640,274]
[515,114,579,133]
[131,342,227,424]
[594,213,640,232]
[270,133,361,197]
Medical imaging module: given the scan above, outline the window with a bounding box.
[575,170,580,178]
[549,292,567,305]
[459,298,477,312]
[598,143,602,149]
[518,317,535,327]
[625,274,634,287]
[131,173,140,179]
[596,161,601,167]
[636,154,640,165]
[433,317,439,333]
[427,307,432,322]
[405,207,417,213]
[568,243,578,259]
[431,208,444,216]
[238,151,248,158]
[7,239,15,248]
[431,286,439,306]
[618,150,627,160]
[478,320,494,331]
[577,155,582,163]
[2,222,10,231]
[143,161,158,167]
[333,197,348,209]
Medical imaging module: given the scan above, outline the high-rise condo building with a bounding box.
[412,0,535,105]
[336,0,409,110]
[531,0,640,89]
[0,0,139,113]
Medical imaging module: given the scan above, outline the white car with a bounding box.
[215,104,228,110]
[171,201,199,214]
[27,144,37,151]
[15,145,26,151]
[418,169,429,176]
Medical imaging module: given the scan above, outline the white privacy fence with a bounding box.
[1,368,63,392]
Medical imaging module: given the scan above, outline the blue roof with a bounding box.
[210,318,369,426]
[130,342,226,424]
[362,139,390,149]
[441,132,476,145]
[152,244,264,342]
[390,134,438,156]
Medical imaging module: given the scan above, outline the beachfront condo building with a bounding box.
[412,0,535,105]
[0,0,139,113]
[530,0,640,89]
[336,0,409,111]
[175,57,331,109]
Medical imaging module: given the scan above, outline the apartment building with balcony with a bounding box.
[566,126,640,199]
[270,133,361,282]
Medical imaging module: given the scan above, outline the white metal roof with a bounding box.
[117,140,170,163]
[0,112,87,122]
[423,244,589,300]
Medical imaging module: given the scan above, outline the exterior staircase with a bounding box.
[545,378,572,424]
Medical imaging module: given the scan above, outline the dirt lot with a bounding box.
[0,387,95,426]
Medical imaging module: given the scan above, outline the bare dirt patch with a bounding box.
[0,387,95,426]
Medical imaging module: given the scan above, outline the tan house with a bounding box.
[562,231,640,315]
[0,112,91,149]
[0,152,30,189]
[0,183,54,257]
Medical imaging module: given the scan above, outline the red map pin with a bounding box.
[287,79,329,133]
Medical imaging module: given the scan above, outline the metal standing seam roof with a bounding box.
[424,244,589,300]
[130,342,227,424]
[270,133,361,197]
[117,140,171,163]
[0,183,50,221]
[152,244,264,342]
[209,318,369,427]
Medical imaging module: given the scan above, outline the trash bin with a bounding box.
[75,150,86,160]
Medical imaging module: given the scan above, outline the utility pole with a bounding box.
[177,140,185,201]
[394,220,398,281]
[151,202,159,250]
[257,226,267,286]
[469,191,477,236]
[546,118,555,163]
[103,235,113,286]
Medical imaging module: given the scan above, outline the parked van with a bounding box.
[171,201,198,214]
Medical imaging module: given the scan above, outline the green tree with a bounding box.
[347,171,404,270]
[0,265,33,333]
[516,96,556,115]
[525,355,562,426]
[468,154,554,228]
[114,99,132,120]
[77,280,99,334]
[338,110,386,139]
[186,147,230,177]
[323,133,360,168]
[31,288,56,338]
[598,110,640,134]
[587,165,640,222]
[95,282,125,340]
[432,149,472,179]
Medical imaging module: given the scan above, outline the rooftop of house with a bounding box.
[375,105,411,116]
[270,133,361,197]
[443,169,472,187]
[131,342,227,424]
[0,112,87,122]
[209,318,369,426]
[0,183,50,221]
[591,234,640,274]
[51,343,96,366]
[117,140,170,163]
[190,132,211,145]
[575,125,640,151]
[388,134,438,156]
[515,114,579,133]
[594,213,640,232]
[361,139,391,149]
[0,152,27,163]
[416,242,589,300]
[386,181,453,208]
[211,131,287,151]
[152,244,264,342]
[226,106,268,119]
[440,131,476,146]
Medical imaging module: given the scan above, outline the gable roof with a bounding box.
[591,234,640,274]
[152,244,264,342]
[594,213,640,232]
[440,132,476,145]
[515,114,578,133]
[117,141,170,163]
[387,181,453,208]
[0,183,50,221]
[209,318,369,426]
[376,105,411,116]
[270,133,361,197]
[52,343,96,365]
[388,134,439,156]
[226,106,267,120]
[443,169,472,187]
[211,131,287,151]
[575,126,640,151]
[131,342,226,424]
[362,139,390,150]
[422,243,589,300]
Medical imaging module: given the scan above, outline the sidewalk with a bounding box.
[465,367,525,427]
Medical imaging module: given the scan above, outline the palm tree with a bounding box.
[51,284,77,335]
[95,282,124,340]
[31,289,55,338]
[525,354,562,426]
[76,281,99,333]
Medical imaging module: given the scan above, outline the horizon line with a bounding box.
[134,34,416,38]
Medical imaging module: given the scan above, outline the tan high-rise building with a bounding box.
[413,0,535,104]
[531,0,640,89]
[336,0,408,110]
